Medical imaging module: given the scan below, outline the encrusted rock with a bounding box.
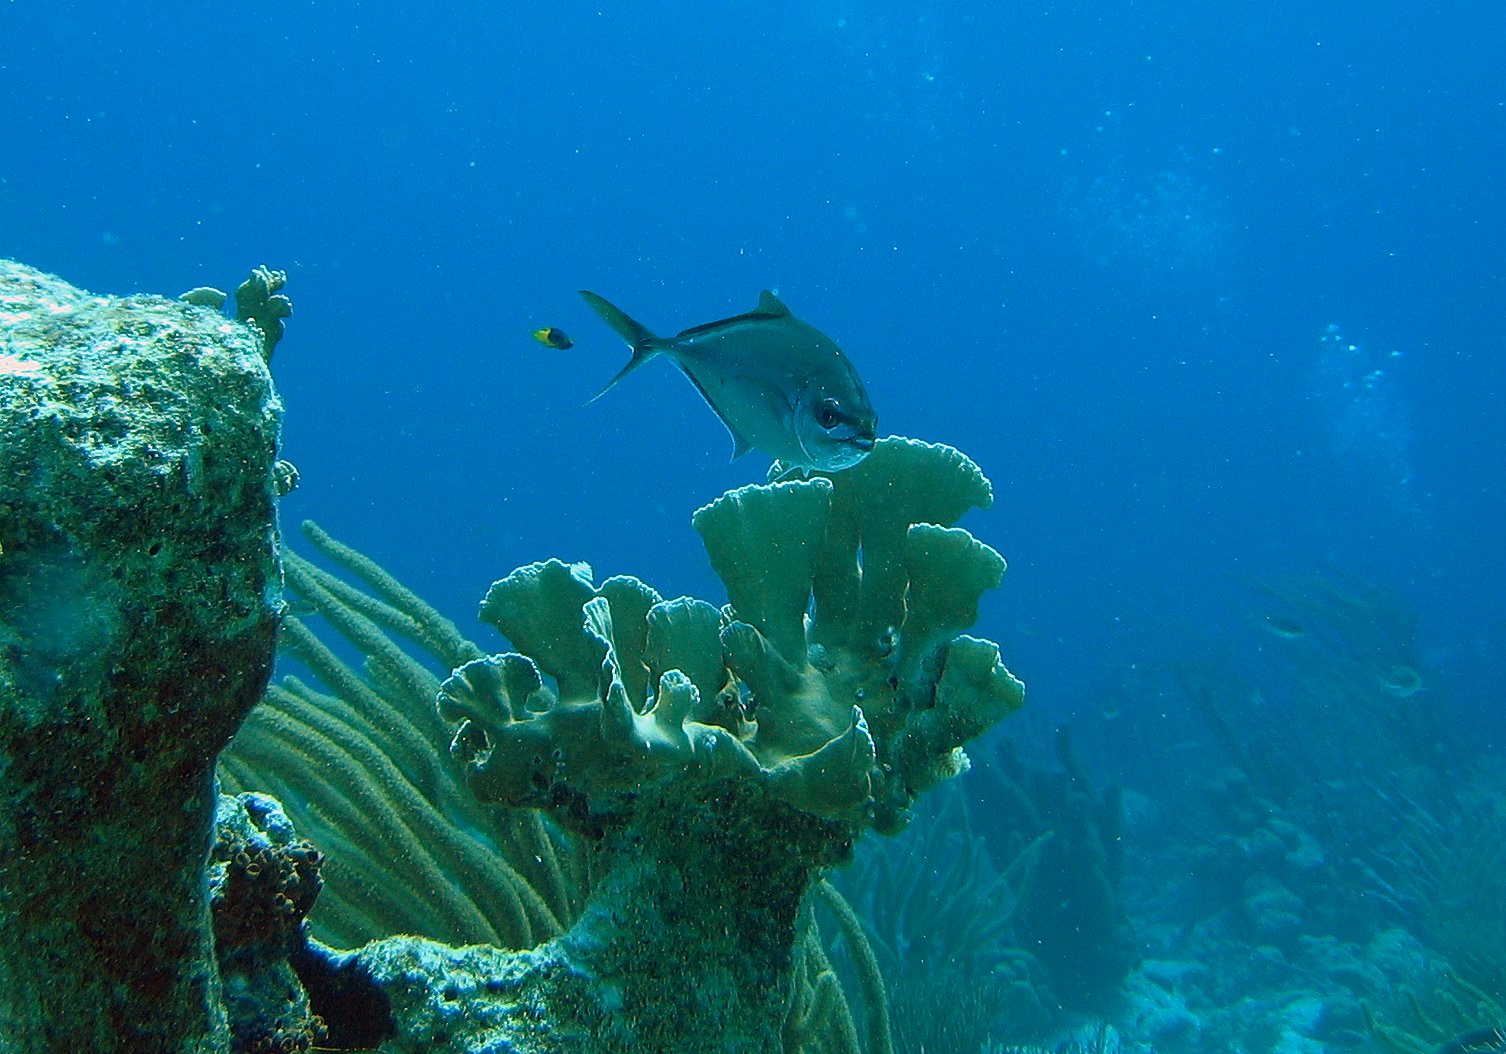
[0,259,284,1053]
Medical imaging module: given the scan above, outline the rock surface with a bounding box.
[0,260,283,1053]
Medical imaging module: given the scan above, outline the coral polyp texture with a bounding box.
[439,436,1022,837]
[331,437,1022,1053]
[0,260,283,1052]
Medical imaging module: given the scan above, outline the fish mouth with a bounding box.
[852,434,876,451]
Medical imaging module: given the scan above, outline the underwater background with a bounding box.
[4,1,1503,1052]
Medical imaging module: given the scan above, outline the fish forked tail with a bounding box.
[579,290,660,404]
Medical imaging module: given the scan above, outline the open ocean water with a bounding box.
[4,2,1503,1052]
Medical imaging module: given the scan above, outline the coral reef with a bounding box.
[974,730,1139,1009]
[835,727,1133,1052]
[809,879,892,1054]
[0,260,284,1052]
[226,524,882,1053]
[1361,765,1506,1045]
[1366,965,1506,1054]
[440,438,1019,835]
[833,782,1051,1049]
[210,793,327,1054]
[1079,574,1501,1054]
[221,528,585,952]
[279,436,1022,1053]
[1,256,1021,1053]
[181,265,293,358]
[1240,573,1455,790]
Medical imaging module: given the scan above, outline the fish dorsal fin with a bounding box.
[756,290,791,317]
[675,291,793,340]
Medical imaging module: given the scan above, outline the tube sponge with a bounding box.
[440,436,1022,834]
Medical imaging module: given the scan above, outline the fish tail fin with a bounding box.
[579,290,660,404]
[580,290,656,347]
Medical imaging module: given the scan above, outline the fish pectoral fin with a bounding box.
[766,459,811,482]
[674,362,761,460]
[755,290,792,317]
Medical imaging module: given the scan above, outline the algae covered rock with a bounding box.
[0,260,284,1052]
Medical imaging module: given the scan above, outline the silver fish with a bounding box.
[579,289,878,471]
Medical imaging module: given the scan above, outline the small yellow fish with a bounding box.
[531,327,573,350]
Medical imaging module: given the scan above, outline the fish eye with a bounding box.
[815,398,842,430]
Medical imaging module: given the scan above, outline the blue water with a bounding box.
[5,1,1504,1049]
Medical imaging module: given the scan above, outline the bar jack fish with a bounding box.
[579,289,878,471]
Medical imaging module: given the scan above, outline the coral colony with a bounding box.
[1,262,1022,1053]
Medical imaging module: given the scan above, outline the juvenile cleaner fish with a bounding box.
[579,289,878,471]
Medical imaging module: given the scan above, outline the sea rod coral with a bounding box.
[294,436,1024,1054]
